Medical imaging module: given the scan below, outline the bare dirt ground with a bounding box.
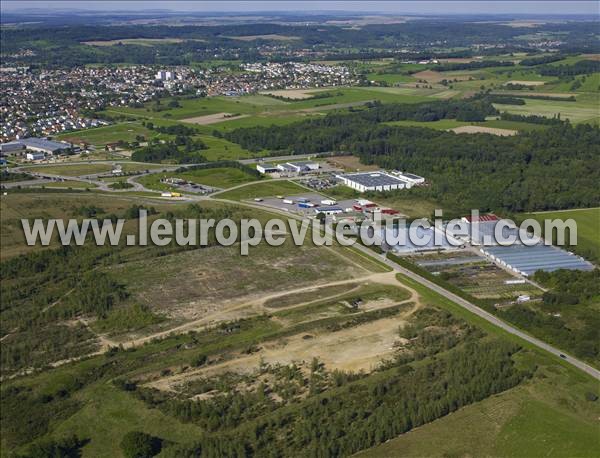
[181,113,249,125]
[144,273,422,391]
[504,80,546,87]
[451,126,518,136]
[326,155,380,172]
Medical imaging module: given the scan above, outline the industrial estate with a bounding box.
[0,3,599,458]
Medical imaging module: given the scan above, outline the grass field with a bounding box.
[25,163,114,176]
[136,167,260,191]
[384,118,546,132]
[493,95,600,124]
[359,356,600,457]
[0,193,169,259]
[216,179,309,200]
[57,122,153,146]
[521,207,600,261]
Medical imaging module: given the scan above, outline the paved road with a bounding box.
[6,157,600,381]
[227,198,600,381]
[352,243,600,381]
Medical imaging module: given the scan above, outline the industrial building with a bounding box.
[481,244,594,277]
[256,163,279,174]
[391,171,425,186]
[336,171,412,193]
[0,137,72,155]
[452,213,521,245]
[276,161,320,175]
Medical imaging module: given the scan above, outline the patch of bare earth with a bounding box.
[451,126,517,136]
[504,80,546,87]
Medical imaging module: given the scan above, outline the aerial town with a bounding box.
[0,3,599,458]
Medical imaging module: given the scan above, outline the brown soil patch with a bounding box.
[451,126,518,136]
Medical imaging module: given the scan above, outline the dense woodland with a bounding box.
[224,99,600,213]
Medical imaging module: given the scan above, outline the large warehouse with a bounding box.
[336,171,417,193]
[0,137,72,155]
[481,244,594,276]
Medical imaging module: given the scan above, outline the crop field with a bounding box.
[410,253,542,300]
[104,87,440,125]
[82,38,188,46]
[493,96,600,124]
[520,207,600,261]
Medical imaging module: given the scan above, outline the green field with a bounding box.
[521,207,600,261]
[493,96,600,124]
[384,118,546,131]
[25,163,114,176]
[136,167,260,191]
[216,179,309,200]
[57,122,153,146]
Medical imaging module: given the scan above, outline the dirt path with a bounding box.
[104,272,403,349]
[146,282,421,392]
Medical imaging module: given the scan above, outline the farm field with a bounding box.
[82,38,189,46]
[520,207,600,262]
[409,253,542,300]
[493,95,600,124]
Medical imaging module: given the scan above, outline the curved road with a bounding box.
[5,158,600,381]
[228,199,600,381]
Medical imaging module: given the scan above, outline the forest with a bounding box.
[223,99,600,213]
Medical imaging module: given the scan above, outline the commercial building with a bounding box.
[336,172,409,193]
[256,163,279,174]
[0,137,71,155]
[276,161,320,175]
[26,152,45,161]
[481,244,594,277]
[392,171,425,187]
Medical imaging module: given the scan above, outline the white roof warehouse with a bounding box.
[0,137,72,155]
[336,171,423,193]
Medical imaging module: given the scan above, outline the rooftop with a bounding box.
[339,172,407,187]
[19,137,70,151]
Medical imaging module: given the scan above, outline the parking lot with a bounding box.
[253,192,357,217]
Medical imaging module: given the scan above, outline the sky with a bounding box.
[1,1,599,16]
